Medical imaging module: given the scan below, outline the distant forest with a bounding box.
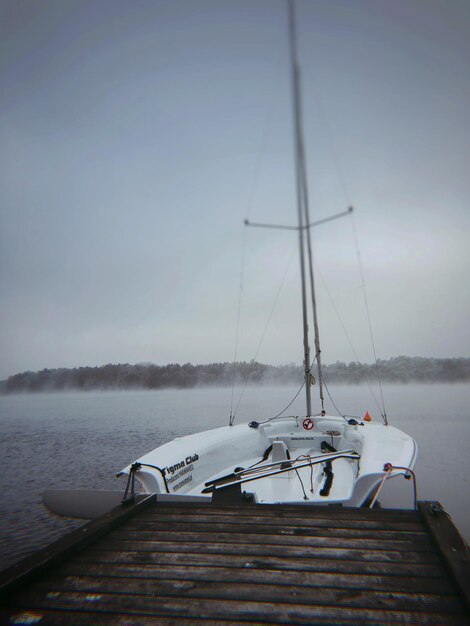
[3,357,470,393]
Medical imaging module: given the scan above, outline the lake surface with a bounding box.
[0,383,469,570]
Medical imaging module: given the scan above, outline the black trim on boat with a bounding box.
[320,460,334,496]
[321,440,337,453]
[127,462,170,494]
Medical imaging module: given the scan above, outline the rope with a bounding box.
[369,464,418,510]
[294,468,309,500]
[295,454,315,494]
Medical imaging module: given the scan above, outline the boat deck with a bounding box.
[1,496,469,625]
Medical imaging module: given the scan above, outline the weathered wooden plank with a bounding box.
[108,528,435,552]
[130,508,423,532]
[73,547,448,577]
[129,516,427,533]
[7,590,469,625]
[2,500,469,626]
[0,611,270,626]
[143,501,418,514]
[25,574,466,613]
[87,539,441,564]
[1,610,269,626]
[0,495,156,603]
[144,503,421,521]
[2,606,466,626]
[114,524,430,541]
[419,501,470,609]
[53,561,457,594]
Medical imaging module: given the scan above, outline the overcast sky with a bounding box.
[1,0,469,379]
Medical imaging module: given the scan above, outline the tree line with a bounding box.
[3,356,470,393]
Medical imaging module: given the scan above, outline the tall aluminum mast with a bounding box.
[288,0,324,414]
[245,0,338,417]
[238,1,355,425]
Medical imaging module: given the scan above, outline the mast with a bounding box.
[288,0,324,414]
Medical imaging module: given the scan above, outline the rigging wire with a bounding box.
[309,74,352,210]
[293,14,387,422]
[306,51,386,421]
[231,245,297,424]
[351,212,388,424]
[260,353,330,425]
[260,379,305,424]
[315,256,385,419]
[229,226,248,426]
[228,45,284,427]
[322,377,346,419]
[231,0,388,426]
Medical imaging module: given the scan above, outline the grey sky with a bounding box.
[1,0,469,379]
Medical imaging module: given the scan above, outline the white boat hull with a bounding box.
[119,414,417,507]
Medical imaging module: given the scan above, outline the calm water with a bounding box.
[0,383,469,570]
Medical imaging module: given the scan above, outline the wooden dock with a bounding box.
[1,496,469,625]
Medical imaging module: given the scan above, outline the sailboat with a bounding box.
[116,0,417,509]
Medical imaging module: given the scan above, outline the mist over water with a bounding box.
[0,383,469,570]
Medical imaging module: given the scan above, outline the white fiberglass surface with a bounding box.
[243,455,356,504]
[126,413,416,506]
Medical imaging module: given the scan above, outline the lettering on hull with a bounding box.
[163,453,199,492]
